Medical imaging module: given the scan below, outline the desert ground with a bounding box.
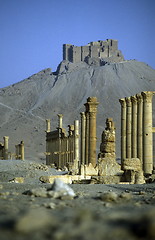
[0,159,155,240]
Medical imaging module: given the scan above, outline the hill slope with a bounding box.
[0,60,155,161]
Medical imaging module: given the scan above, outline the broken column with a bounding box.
[85,97,99,167]
[141,91,154,174]
[57,114,63,129]
[46,119,51,133]
[19,141,24,160]
[80,112,86,165]
[119,98,126,163]
[98,118,121,177]
[136,93,143,163]
[3,136,9,160]
[125,97,132,159]
[131,95,137,158]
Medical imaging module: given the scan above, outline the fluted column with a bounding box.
[3,136,9,160]
[119,98,126,164]
[57,114,63,128]
[80,112,86,165]
[46,119,51,133]
[131,96,138,158]
[136,93,143,163]
[125,97,132,158]
[85,97,99,167]
[141,91,154,174]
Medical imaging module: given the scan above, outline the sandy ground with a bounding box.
[0,160,155,240]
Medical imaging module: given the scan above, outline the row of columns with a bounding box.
[81,97,99,167]
[119,91,154,174]
[46,115,79,167]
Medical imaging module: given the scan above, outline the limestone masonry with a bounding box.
[63,39,124,65]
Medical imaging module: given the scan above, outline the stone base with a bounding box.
[98,157,122,176]
[90,176,122,184]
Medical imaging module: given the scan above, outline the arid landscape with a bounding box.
[1,52,155,239]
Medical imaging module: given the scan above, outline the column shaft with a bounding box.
[125,97,132,158]
[46,119,51,132]
[3,136,9,160]
[131,96,138,158]
[119,98,126,164]
[142,91,154,174]
[85,112,89,165]
[80,112,86,165]
[85,97,99,167]
[57,114,63,128]
[136,93,143,163]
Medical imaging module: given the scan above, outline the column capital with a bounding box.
[57,114,63,118]
[3,136,9,140]
[80,112,86,118]
[84,97,99,113]
[119,98,126,107]
[141,91,154,103]
[136,93,143,103]
[131,95,137,105]
[125,97,131,106]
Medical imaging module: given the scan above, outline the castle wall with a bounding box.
[63,39,123,64]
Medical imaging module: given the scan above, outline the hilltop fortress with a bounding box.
[63,39,124,66]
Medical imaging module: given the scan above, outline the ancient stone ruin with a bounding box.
[45,91,155,184]
[119,91,155,176]
[63,39,124,66]
[0,137,24,160]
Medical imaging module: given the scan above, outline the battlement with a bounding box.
[63,39,124,65]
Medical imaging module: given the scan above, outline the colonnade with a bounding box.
[46,115,79,168]
[119,91,154,174]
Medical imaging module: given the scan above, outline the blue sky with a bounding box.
[0,0,155,88]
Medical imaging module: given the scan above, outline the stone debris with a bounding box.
[49,178,76,197]
[24,179,75,199]
[14,208,55,233]
[9,177,24,183]
[100,191,132,203]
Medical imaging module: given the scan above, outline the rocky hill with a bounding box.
[0,60,155,161]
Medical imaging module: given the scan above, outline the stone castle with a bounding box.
[63,39,124,65]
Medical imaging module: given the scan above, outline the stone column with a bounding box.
[80,112,86,165]
[57,114,63,129]
[141,91,154,174]
[15,145,19,159]
[85,97,99,167]
[131,96,138,158]
[125,97,132,159]
[136,93,143,163]
[3,136,9,160]
[84,111,89,165]
[20,141,24,160]
[46,119,51,133]
[119,98,126,164]
[74,120,79,170]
